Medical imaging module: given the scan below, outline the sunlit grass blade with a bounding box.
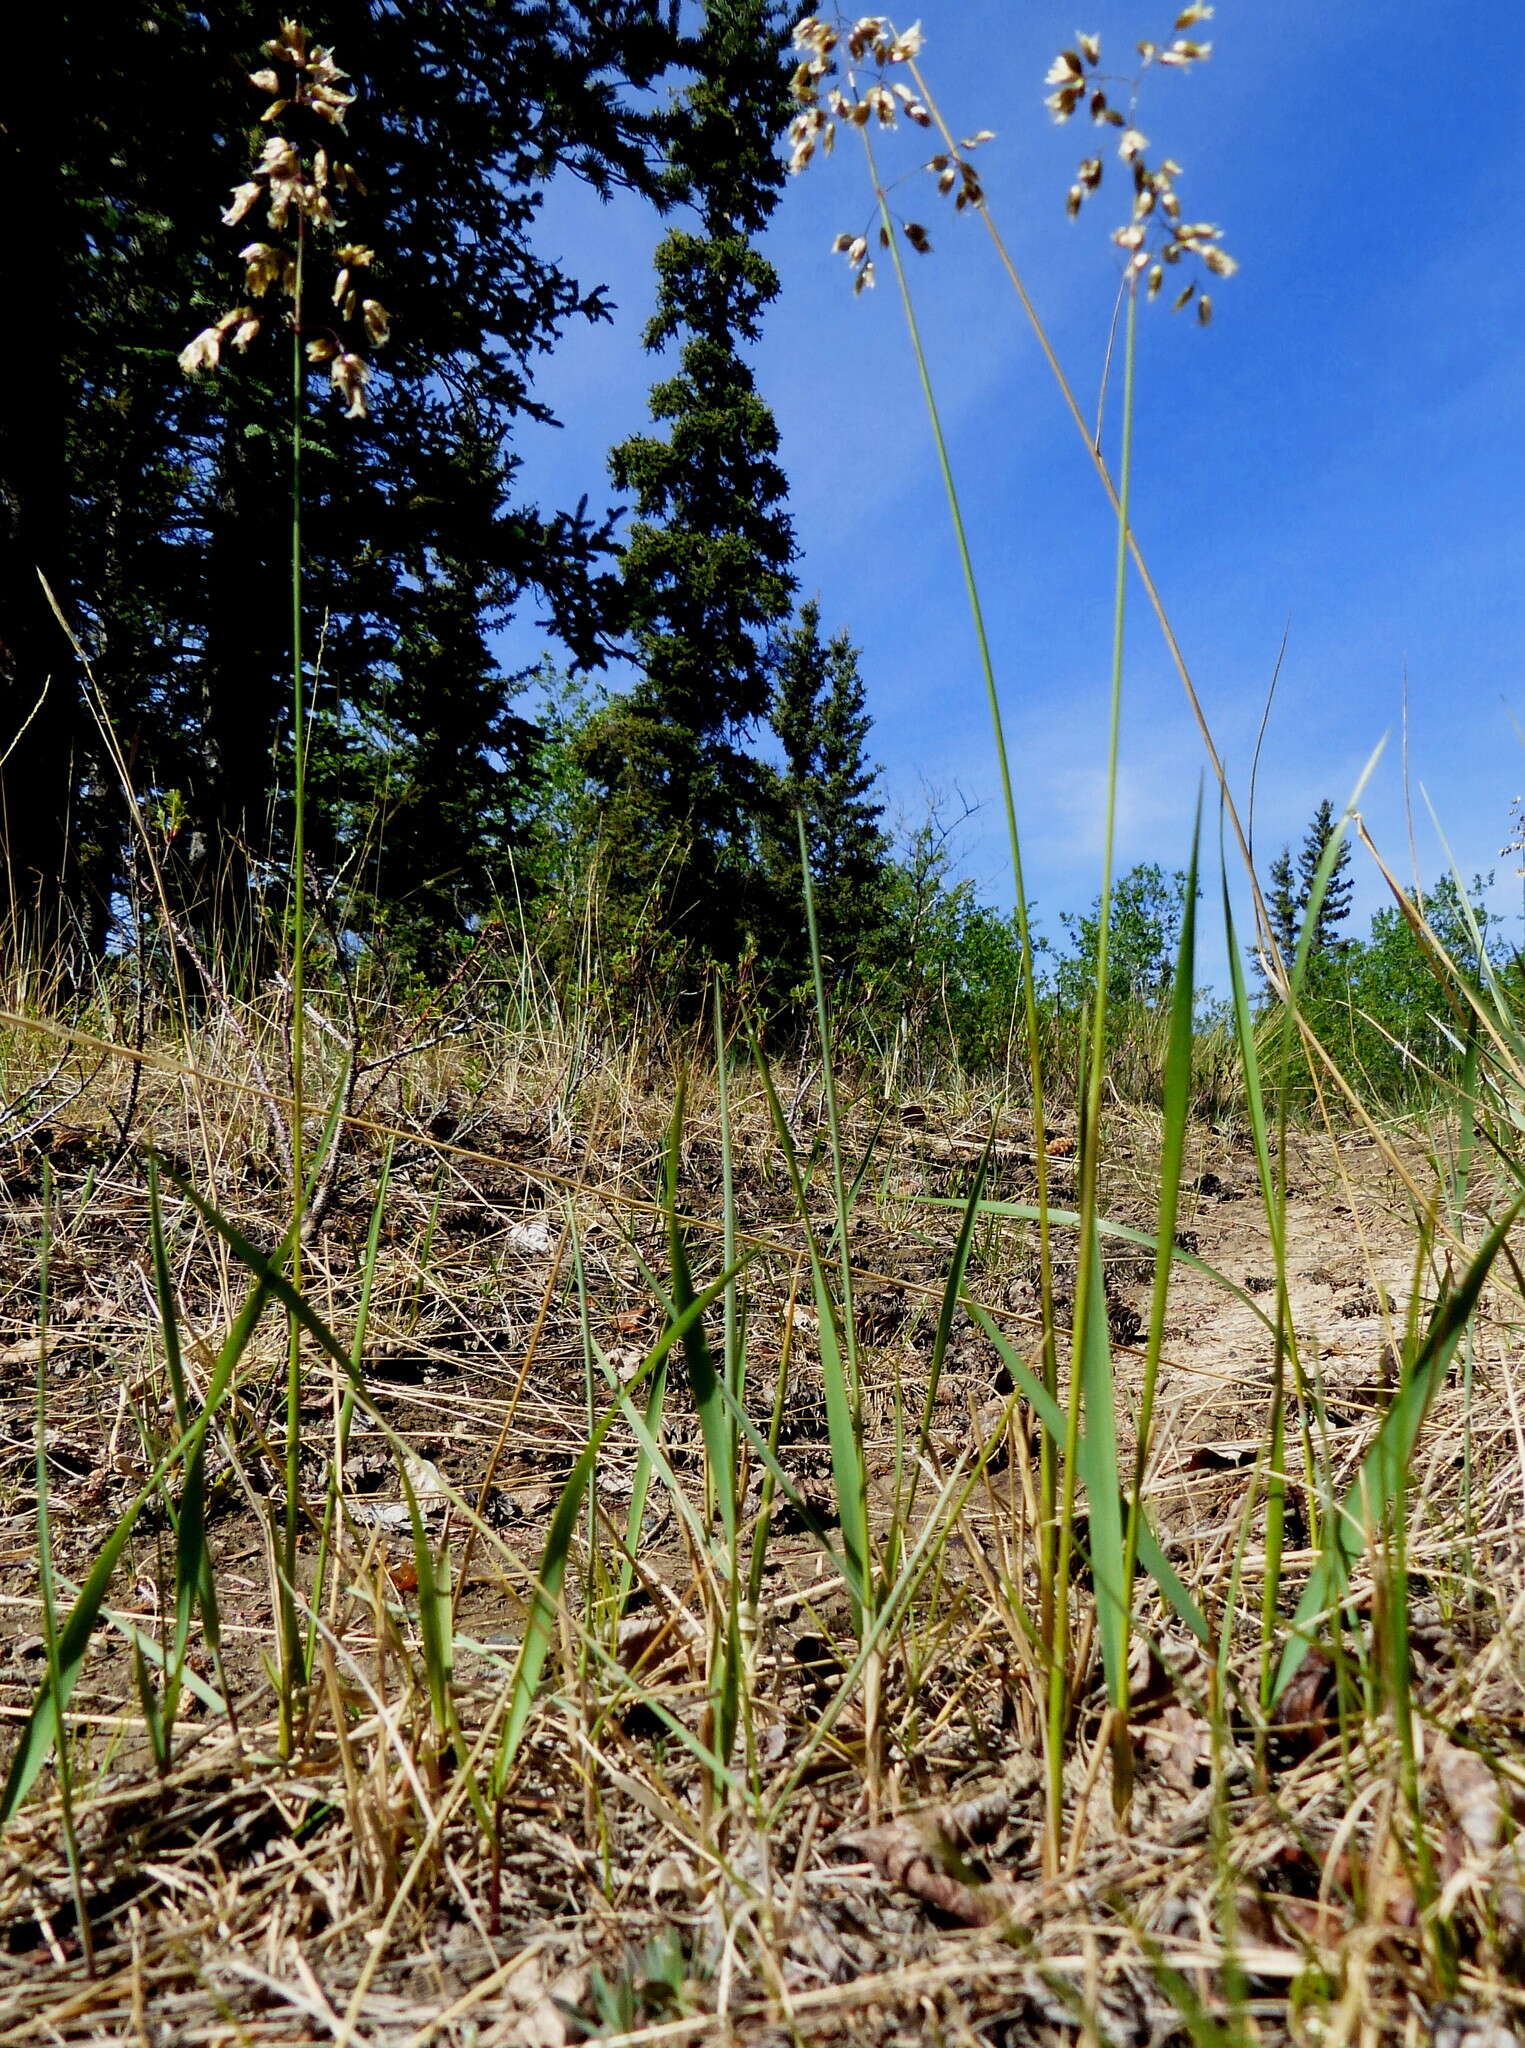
[710,985,745,1786]
[793,816,874,1646]
[147,1159,223,1758]
[935,1197,1276,1334]
[663,1085,734,1550]
[596,1238,670,1623]
[601,1310,667,1613]
[1282,776,1373,1000]
[280,1068,355,1740]
[970,1305,1208,1646]
[493,1266,739,1786]
[85,1599,225,1716]
[751,1043,871,1626]
[397,1458,457,1759]
[797,814,858,1368]
[813,1260,872,1623]
[29,1163,93,1963]
[1076,1221,1126,1712]
[918,1133,993,1463]
[156,1154,375,1384]
[892,1133,994,1576]
[1272,1198,1521,1701]
[2,1265,277,1820]
[618,1237,846,1567]
[1221,859,1301,1713]
[1116,802,1200,1784]
[761,1418,1031,1825]
[467,1621,744,1807]
[714,983,743,1482]
[1220,874,1280,1252]
[310,1141,392,1642]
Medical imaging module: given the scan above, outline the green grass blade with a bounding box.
[1,1270,275,1820]
[931,1199,1275,1334]
[585,1217,671,1621]
[795,815,875,1644]
[664,1088,734,1552]
[1121,804,1200,1694]
[809,1252,871,1626]
[1223,857,1300,1714]
[1221,878,1280,1255]
[1272,1198,1521,1700]
[159,1165,363,1382]
[761,1423,1022,1825]
[1076,1222,1127,1710]
[467,1625,744,1806]
[751,1042,871,1625]
[147,1160,220,1755]
[132,1638,167,1775]
[148,1159,190,1425]
[494,1265,740,1784]
[918,1135,993,1464]
[711,985,745,1782]
[797,814,859,1383]
[81,1597,228,1718]
[398,1460,456,1751]
[714,985,742,1477]
[29,1161,91,1950]
[609,1243,856,1575]
[887,1135,995,1581]
[310,1142,391,1644]
[970,1305,1208,1645]
[1279,751,1380,1001]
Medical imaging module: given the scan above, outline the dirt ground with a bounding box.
[0,1065,1520,2046]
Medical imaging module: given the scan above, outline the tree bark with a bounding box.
[0,52,81,965]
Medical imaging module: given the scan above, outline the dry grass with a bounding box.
[0,981,1522,2047]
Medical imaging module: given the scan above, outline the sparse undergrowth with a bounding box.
[0,983,1522,2047]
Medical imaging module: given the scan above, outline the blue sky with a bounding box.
[500,4,1525,976]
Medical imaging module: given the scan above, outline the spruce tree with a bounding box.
[581,0,796,975]
[1267,845,1299,962]
[0,0,683,969]
[765,600,888,986]
[1297,797,1354,953]
[1263,798,1353,970]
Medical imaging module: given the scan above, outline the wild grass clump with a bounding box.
[1,12,1523,2048]
[3,887,1525,2039]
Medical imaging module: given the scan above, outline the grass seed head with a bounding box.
[1051,16,1234,319]
[180,18,389,413]
[790,13,991,278]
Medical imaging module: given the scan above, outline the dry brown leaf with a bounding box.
[1434,1737,1507,1857]
[615,1588,703,1679]
[480,1953,581,2047]
[1140,1702,1212,1794]
[1273,1647,1337,1755]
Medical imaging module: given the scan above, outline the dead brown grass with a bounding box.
[0,990,1522,2046]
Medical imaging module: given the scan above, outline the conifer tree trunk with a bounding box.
[188,412,290,977]
[0,62,79,961]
